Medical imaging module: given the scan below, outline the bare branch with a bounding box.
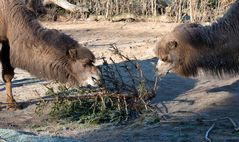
[43,0,88,13]
[205,123,215,142]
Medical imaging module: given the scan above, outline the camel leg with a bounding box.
[2,71,18,110]
[1,41,20,110]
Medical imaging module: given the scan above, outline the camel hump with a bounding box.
[37,29,79,52]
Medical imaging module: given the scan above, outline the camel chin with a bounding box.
[156,59,173,77]
[80,69,101,87]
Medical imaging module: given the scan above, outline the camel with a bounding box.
[155,0,239,78]
[0,0,101,110]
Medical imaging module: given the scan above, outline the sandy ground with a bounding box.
[0,21,239,142]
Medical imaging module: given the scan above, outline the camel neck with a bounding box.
[196,47,239,76]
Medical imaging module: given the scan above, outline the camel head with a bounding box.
[155,23,203,77]
[154,32,181,77]
[67,47,101,87]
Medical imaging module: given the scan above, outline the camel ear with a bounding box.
[68,49,77,58]
[166,41,178,49]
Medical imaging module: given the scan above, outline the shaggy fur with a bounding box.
[155,1,239,77]
[0,0,98,85]
[0,0,101,110]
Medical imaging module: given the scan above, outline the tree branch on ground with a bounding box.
[25,0,88,14]
[42,0,88,13]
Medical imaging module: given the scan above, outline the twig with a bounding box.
[99,94,106,111]
[153,76,159,93]
[121,63,138,92]
[139,96,148,110]
[109,44,132,62]
[224,117,239,131]
[87,43,116,47]
[109,57,136,92]
[36,91,136,103]
[123,96,129,121]
[110,57,124,85]
[159,116,239,142]
[109,45,138,92]
[101,56,136,92]
[205,123,216,142]
[101,57,119,90]
[34,90,45,101]
[117,96,121,111]
[0,137,8,142]
[159,117,239,125]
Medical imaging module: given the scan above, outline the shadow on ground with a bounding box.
[74,60,239,142]
[1,58,239,142]
[0,77,47,91]
[0,57,198,114]
[208,79,239,94]
[0,128,81,142]
[99,57,197,102]
[76,79,239,142]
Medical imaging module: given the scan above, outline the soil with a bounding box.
[0,21,239,142]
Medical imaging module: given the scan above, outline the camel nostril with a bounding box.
[155,67,159,71]
[92,77,97,82]
[92,76,101,83]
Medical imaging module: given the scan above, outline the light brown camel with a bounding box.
[155,1,239,78]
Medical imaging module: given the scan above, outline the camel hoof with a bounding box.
[7,103,23,111]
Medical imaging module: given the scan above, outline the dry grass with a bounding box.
[37,0,236,23]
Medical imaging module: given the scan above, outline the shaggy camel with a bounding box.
[0,0,101,110]
[155,0,239,77]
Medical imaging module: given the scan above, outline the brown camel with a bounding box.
[0,0,101,110]
[155,0,239,78]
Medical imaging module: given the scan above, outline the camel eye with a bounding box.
[88,61,94,66]
[83,61,93,67]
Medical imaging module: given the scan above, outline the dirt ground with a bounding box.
[0,21,239,142]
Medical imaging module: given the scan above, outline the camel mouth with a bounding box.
[156,59,174,77]
[81,70,102,87]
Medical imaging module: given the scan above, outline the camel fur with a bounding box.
[0,0,100,110]
[155,1,239,77]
